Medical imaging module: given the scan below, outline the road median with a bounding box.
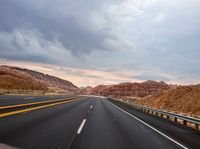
[0,96,86,118]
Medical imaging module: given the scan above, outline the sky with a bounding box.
[0,0,200,87]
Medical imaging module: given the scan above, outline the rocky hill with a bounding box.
[91,85,113,95]
[79,86,93,94]
[81,81,170,98]
[0,65,79,95]
[136,85,200,117]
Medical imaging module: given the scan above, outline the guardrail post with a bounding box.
[166,115,170,119]
[195,124,199,130]
[183,120,187,125]
[174,117,177,122]
[155,112,158,116]
[160,114,163,118]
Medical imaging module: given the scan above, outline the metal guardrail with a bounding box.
[113,98,200,130]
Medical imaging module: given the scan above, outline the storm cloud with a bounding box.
[0,0,200,86]
[0,0,132,57]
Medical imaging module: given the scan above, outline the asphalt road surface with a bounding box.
[0,95,74,106]
[0,96,200,149]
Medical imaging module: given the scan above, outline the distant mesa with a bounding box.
[80,80,170,99]
[0,65,79,95]
[79,86,93,95]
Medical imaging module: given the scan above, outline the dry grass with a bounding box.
[136,85,200,117]
[0,65,79,95]
[0,66,46,91]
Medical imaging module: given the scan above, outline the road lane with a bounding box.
[0,97,77,110]
[0,95,74,106]
[0,97,93,149]
[0,96,85,115]
[71,98,183,149]
[0,97,84,118]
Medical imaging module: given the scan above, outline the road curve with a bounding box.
[0,96,199,149]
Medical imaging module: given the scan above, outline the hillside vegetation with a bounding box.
[0,67,45,91]
[0,65,79,95]
[136,85,200,117]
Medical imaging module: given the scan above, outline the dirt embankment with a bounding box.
[136,85,200,117]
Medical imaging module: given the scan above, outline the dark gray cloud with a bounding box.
[0,0,118,57]
[0,0,200,85]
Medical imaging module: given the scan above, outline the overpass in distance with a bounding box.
[0,95,200,149]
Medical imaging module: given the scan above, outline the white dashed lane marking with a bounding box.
[77,119,86,134]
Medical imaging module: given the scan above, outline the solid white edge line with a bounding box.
[77,119,86,134]
[107,100,188,149]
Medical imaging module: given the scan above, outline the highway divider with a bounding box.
[0,96,81,110]
[108,98,200,131]
[0,96,86,118]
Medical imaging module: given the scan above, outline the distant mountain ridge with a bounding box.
[0,65,79,95]
[80,80,170,98]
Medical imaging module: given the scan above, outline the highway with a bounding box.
[0,95,74,106]
[0,96,200,149]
